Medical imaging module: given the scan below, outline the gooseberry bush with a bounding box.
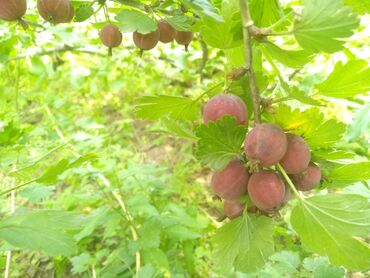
[0,0,370,276]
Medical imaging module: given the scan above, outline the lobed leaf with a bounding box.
[290,194,370,270]
[294,0,359,53]
[116,10,157,34]
[316,60,370,98]
[195,116,247,170]
[135,95,199,121]
[213,214,274,273]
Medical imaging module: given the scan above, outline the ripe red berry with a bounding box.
[211,160,249,200]
[0,0,27,21]
[248,171,286,211]
[280,134,311,174]
[100,24,122,48]
[158,20,175,43]
[291,163,321,191]
[174,31,194,51]
[244,123,287,167]
[203,94,248,125]
[37,0,74,23]
[224,200,245,219]
[133,29,160,51]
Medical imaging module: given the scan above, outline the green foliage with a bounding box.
[0,211,84,256]
[259,42,313,68]
[294,0,359,52]
[265,105,347,149]
[327,162,370,182]
[0,0,369,276]
[135,95,199,121]
[290,194,370,270]
[195,116,247,170]
[316,60,370,98]
[116,10,157,34]
[200,1,242,49]
[213,214,274,273]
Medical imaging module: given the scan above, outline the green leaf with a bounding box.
[165,15,194,31]
[259,42,313,68]
[19,185,55,202]
[344,0,370,13]
[0,122,24,146]
[249,0,283,27]
[303,256,345,278]
[135,95,199,121]
[36,158,70,185]
[346,103,370,141]
[294,0,359,53]
[36,154,96,185]
[213,214,274,273]
[303,119,346,148]
[265,105,346,148]
[116,10,157,34]
[327,162,370,182]
[195,116,247,170]
[0,210,84,256]
[290,194,370,270]
[316,60,370,98]
[200,0,242,49]
[74,6,94,22]
[181,0,223,22]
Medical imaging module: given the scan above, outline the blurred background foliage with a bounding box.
[0,0,369,277]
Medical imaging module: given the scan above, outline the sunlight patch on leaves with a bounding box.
[135,95,199,121]
[316,60,370,98]
[290,194,370,270]
[195,116,247,170]
[213,214,274,273]
[294,0,359,53]
[265,105,346,148]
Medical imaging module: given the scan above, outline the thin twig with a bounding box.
[5,45,105,63]
[197,35,209,80]
[44,105,141,275]
[239,0,261,124]
[4,185,16,278]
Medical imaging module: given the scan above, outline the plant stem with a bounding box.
[276,164,304,201]
[0,179,38,196]
[239,0,261,124]
[44,105,141,275]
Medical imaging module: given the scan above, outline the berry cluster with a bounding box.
[0,1,193,56]
[203,94,322,219]
[100,20,194,56]
[0,0,75,25]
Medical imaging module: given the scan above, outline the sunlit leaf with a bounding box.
[291,194,370,270]
[294,0,359,52]
[316,60,370,98]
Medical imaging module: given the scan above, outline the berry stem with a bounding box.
[108,47,113,56]
[239,0,261,124]
[276,163,304,201]
[17,18,28,30]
